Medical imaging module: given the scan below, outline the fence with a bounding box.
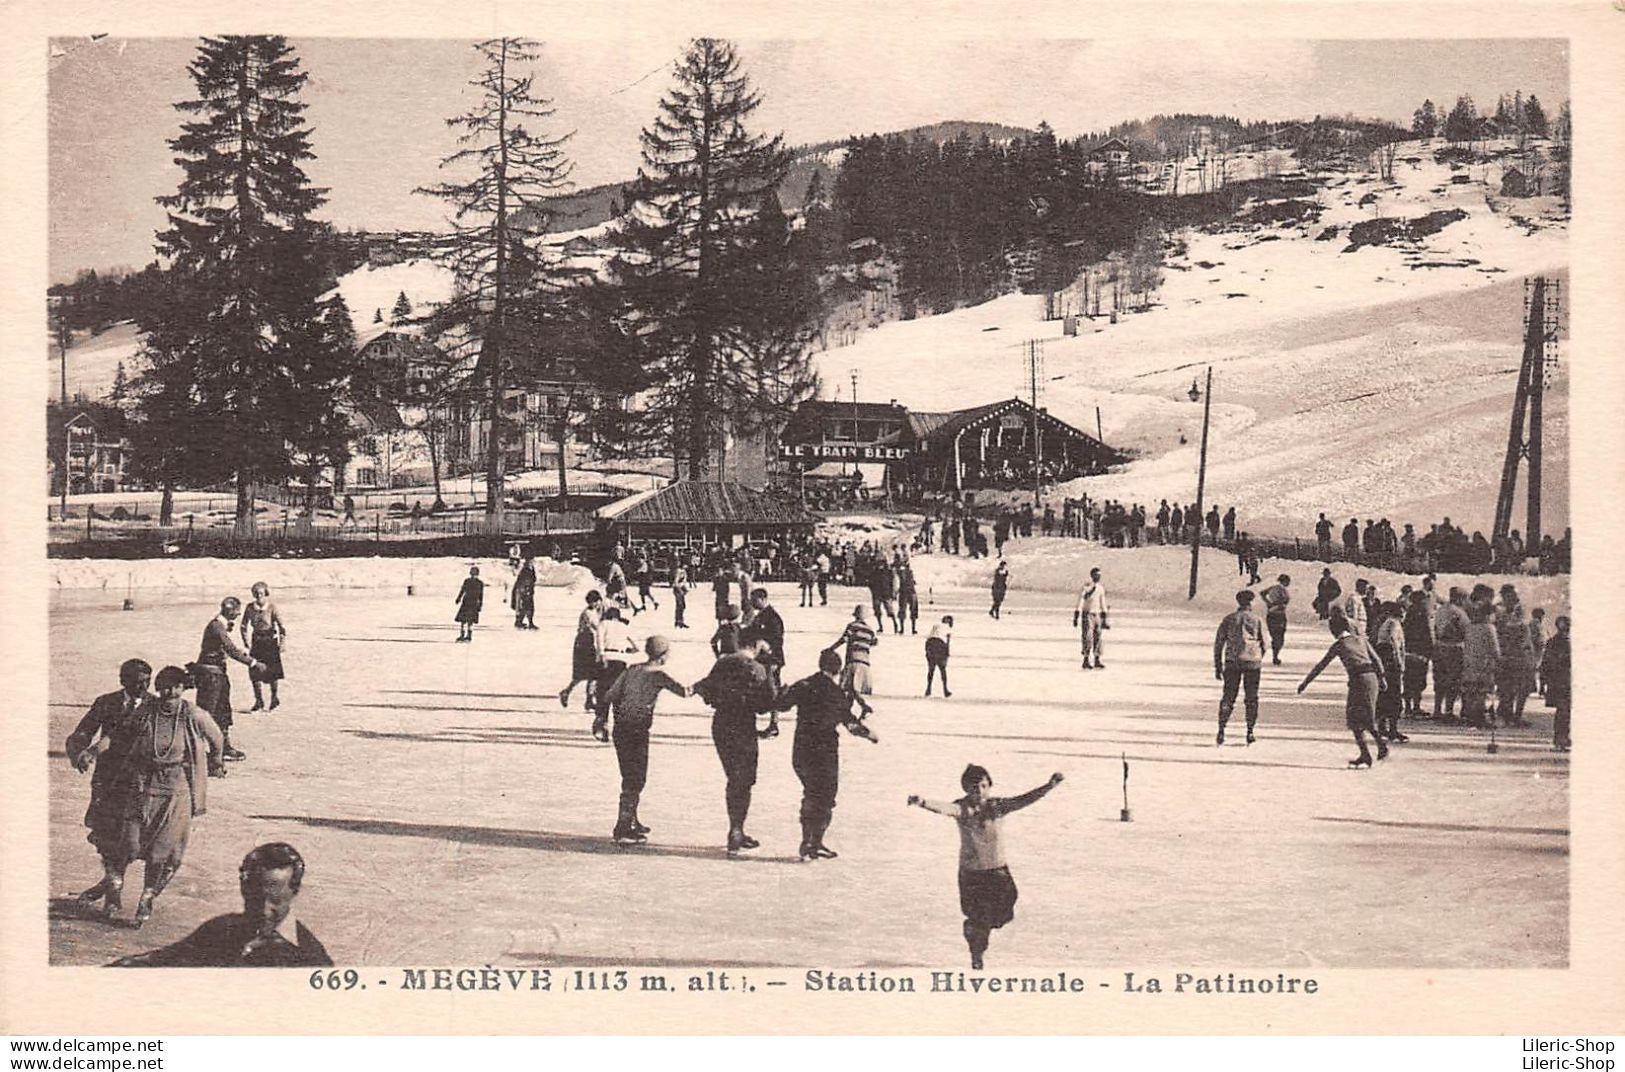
[48,508,598,556]
[45,480,635,523]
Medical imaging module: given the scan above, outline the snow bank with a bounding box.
[49,556,595,597]
[909,538,1569,618]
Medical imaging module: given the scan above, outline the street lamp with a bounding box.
[1188,378,1202,403]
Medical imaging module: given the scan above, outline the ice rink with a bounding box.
[46,577,1568,969]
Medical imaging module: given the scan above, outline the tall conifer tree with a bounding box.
[415,37,576,517]
[611,38,816,480]
[137,35,353,535]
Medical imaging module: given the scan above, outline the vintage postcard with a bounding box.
[2,0,1622,1038]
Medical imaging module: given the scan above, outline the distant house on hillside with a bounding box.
[1086,137,1134,182]
[1500,166,1540,198]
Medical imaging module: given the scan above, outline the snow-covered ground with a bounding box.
[48,555,590,596]
[46,578,1567,968]
[812,138,1567,537]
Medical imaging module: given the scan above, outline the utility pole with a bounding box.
[1188,366,1213,600]
[1027,339,1043,509]
[55,306,70,518]
[848,368,860,483]
[1493,276,1560,556]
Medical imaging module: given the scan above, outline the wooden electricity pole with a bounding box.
[1188,366,1213,600]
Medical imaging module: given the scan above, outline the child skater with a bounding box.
[925,616,954,697]
[908,766,1064,969]
[1298,608,1390,768]
[453,566,484,642]
[989,560,1009,619]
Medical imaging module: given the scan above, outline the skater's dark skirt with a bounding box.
[959,865,1018,929]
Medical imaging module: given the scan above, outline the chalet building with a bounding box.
[775,395,1124,498]
[597,480,819,556]
[48,406,131,495]
[1501,166,1540,198]
[348,330,609,491]
[1086,137,1134,182]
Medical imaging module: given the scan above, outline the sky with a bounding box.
[47,36,1568,282]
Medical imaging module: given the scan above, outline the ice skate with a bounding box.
[811,844,838,860]
[1348,755,1372,769]
[613,827,647,846]
[1245,730,1256,745]
[1215,728,1225,746]
[131,890,156,929]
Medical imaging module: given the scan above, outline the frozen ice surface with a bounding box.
[48,565,1567,969]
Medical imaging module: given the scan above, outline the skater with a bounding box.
[100,665,226,928]
[711,604,743,657]
[633,549,658,612]
[1373,602,1409,742]
[1314,513,1333,559]
[798,556,817,608]
[594,635,691,844]
[908,767,1065,969]
[240,582,287,711]
[743,588,787,700]
[1213,590,1268,745]
[693,635,777,855]
[1402,590,1435,718]
[1313,568,1340,621]
[1260,574,1291,665]
[989,560,1009,620]
[1541,616,1571,751]
[453,565,484,642]
[1340,578,1369,637]
[671,563,690,628]
[110,843,331,967]
[772,649,878,861]
[1460,602,1501,729]
[1297,610,1390,769]
[511,556,537,629]
[925,616,954,697]
[592,606,639,725]
[558,591,604,710]
[1432,587,1469,722]
[64,659,156,913]
[829,606,880,696]
[604,557,634,615]
[712,562,736,623]
[341,494,357,527]
[191,597,263,763]
[869,555,899,633]
[815,548,831,605]
[896,555,920,634]
[1495,593,1536,726]
[1073,567,1110,669]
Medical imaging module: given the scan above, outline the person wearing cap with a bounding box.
[743,588,787,699]
[511,556,538,630]
[1432,587,1470,722]
[595,635,692,844]
[772,648,878,861]
[100,665,227,927]
[454,565,484,642]
[1260,574,1292,665]
[191,596,264,763]
[693,635,777,855]
[1213,590,1268,745]
[63,658,156,912]
[111,842,331,967]
[1298,609,1390,769]
[1313,567,1341,621]
[829,605,880,696]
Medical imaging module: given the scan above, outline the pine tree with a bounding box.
[1523,94,1549,137]
[137,35,354,536]
[415,37,577,517]
[110,361,129,402]
[391,289,413,323]
[611,38,815,479]
[374,307,384,323]
[1443,95,1479,145]
[1412,99,1439,138]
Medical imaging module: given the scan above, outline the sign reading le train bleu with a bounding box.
[778,443,912,461]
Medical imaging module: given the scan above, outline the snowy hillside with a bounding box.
[812,137,1567,537]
